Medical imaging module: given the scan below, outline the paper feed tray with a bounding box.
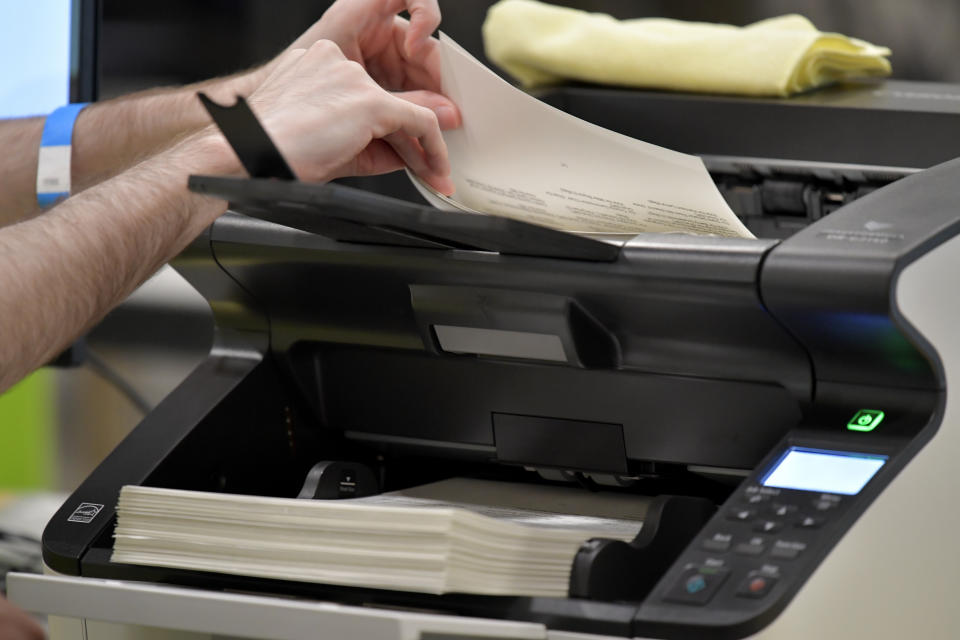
[188,175,621,262]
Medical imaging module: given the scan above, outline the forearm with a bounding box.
[0,130,237,393]
[0,117,45,227]
[0,68,263,228]
[72,68,266,192]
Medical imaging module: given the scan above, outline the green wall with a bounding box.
[0,370,56,489]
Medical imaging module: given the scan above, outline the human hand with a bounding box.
[0,596,44,640]
[218,1,458,130]
[249,41,454,194]
[287,0,443,93]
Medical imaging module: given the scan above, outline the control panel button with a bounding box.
[663,565,731,606]
[736,571,779,599]
[701,532,733,552]
[727,508,756,522]
[744,493,768,505]
[812,495,842,511]
[734,536,767,556]
[769,503,798,518]
[753,520,784,534]
[770,540,807,560]
[795,515,826,529]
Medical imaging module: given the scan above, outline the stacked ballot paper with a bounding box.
[112,479,647,597]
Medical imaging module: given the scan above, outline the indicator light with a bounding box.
[847,409,884,432]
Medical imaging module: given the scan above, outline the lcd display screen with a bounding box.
[761,447,887,495]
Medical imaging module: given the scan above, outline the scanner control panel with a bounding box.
[664,481,857,606]
[642,435,904,634]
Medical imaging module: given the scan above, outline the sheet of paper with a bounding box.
[411,34,754,238]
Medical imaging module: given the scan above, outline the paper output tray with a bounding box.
[67,487,713,638]
[8,573,548,640]
[188,175,621,262]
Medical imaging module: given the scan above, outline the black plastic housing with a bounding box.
[40,88,960,639]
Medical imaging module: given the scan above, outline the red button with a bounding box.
[749,577,768,593]
[736,572,778,598]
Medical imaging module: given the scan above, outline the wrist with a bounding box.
[202,66,270,108]
[168,127,243,178]
[36,103,89,208]
[157,127,243,231]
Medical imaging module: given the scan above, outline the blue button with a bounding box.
[664,566,731,606]
[685,575,707,594]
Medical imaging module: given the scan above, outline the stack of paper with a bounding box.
[112,479,647,597]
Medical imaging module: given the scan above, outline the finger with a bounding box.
[384,129,453,195]
[333,140,405,178]
[357,140,406,175]
[416,36,443,92]
[389,19,442,92]
[403,0,441,58]
[369,29,409,90]
[384,131,431,181]
[393,90,461,130]
[385,97,450,177]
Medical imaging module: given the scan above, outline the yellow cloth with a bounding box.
[482,0,892,97]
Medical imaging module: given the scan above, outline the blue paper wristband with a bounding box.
[36,102,89,208]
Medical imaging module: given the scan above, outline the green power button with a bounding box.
[847,409,885,432]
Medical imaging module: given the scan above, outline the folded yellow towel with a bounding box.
[482,0,892,97]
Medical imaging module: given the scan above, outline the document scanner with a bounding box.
[9,81,960,639]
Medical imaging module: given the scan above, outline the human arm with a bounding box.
[0,69,266,228]
[0,129,233,391]
[0,0,458,228]
[0,40,451,393]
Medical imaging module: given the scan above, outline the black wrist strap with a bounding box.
[197,92,297,180]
